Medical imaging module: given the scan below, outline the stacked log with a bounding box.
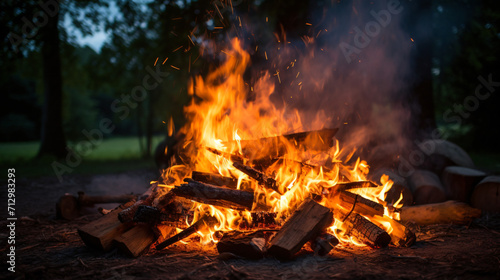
[408,170,447,205]
[76,133,489,261]
[471,176,500,212]
[442,166,486,202]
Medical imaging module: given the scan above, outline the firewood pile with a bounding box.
[75,129,484,259]
[371,138,500,214]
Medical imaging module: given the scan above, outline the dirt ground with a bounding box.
[1,171,500,280]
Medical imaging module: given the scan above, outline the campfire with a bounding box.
[76,38,481,258]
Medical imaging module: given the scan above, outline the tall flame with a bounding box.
[161,38,403,247]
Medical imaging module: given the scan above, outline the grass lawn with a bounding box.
[0,136,164,178]
[1,136,498,179]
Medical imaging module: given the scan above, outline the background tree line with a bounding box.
[0,0,498,162]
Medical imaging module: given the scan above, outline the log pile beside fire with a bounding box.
[76,128,481,258]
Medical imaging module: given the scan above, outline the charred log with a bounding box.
[172,180,255,210]
[233,161,283,194]
[156,216,218,250]
[339,211,391,248]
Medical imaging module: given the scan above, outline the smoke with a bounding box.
[241,1,415,159]
[194,0,422,170]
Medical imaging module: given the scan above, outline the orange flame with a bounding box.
[160,38,404,247]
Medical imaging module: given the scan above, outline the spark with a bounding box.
[296,72,300,78]
[162,57,169,65]
[266,17,268,22]
[168,117,175,136]
[154,57,158,66]
[214,26,224,29]
[316,30,322,38]
[221,50,233,56]
[264,51,268,60]
[214,3,224,20]
[173,46,183,52]
[187,35,195,46]
[170,65,180,70]
[193,54,200,64]
[410,38,414,42]
[305,22,312,26]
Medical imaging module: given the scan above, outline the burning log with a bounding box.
[192,171,238,188]
[383,219,416,247]
[156,215,218,250]
[114,224,156,257]
[335,181,378,192]
[399,200,481,225]
[338,211,391,248]
[233,161,283,194]
[310,232,339,256]
[78,201,135,251]
[334,192,415,247]
[190,171,252,191]
[118,184,160,223]
[441,166,487,202]
[154,225,177,244]
[267,198,334,259]
[336,190,385,217]
[133,205,187,228]
[216,230,269,259]
[226,128,338,154]
[206,147,246,163]
[250,157,317,172]
[408,170,447,205]
[471,176,500,212]
[172,180,255,210]
[250,212,278,228]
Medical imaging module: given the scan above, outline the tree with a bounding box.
[38,5,67,158]
[2,0,108,158]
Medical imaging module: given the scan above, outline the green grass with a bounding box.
[0,136,164,178]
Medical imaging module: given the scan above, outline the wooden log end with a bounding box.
[267,199,334,259]
[114,225,156,257]
[471,176,500,213]
[216,231,266,259]
[78,201,135,251]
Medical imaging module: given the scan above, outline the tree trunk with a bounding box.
[145,91,155,158]
[37,11,67,158]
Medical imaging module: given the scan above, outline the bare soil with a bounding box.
[1,171,500,280]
